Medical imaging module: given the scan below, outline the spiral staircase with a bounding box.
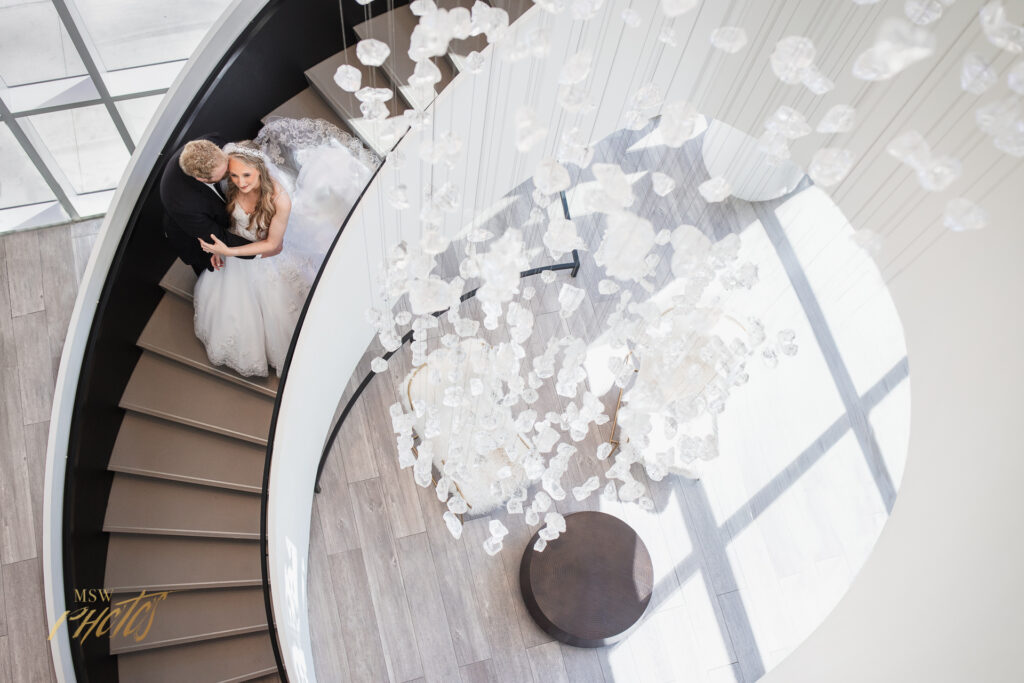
[90,1,527,680]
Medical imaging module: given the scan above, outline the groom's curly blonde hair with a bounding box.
[179,140,226,179]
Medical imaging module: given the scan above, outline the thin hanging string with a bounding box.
[468,12,507,264]
[834,8,978,209]
[747,5,981,312]
[541,9,590,162]
[779,12,989,297]
[837,17,978,219]
[826,151,1016,334]
[504,19,546,244]
[586,0,748,321]
[881,154,1014,282]
[601,2,661,147]
[651,0,786,262]
[457,69,481,241]
[374,1,1016,358]
[634,2,978,331]
[341,0,350,65]
[365,4,375,88]
[881,150,1006,274]
[701,0,817,215]
[466,18,506,248]
[713,0,792,131]
[583,0,632,150]
[560,0,615,201]
[651,0,851,331]
[589,2,712,319]
[388,0,400,122]
[510,6,557,241]
[659,0,796,237]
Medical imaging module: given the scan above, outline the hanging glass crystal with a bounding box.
[356,38,391,66]
[710,26,748,53]
[816,104,857,134]
[852,18,935,81]
[333,64,361,92]
[809,148,855,187]
[943,197,989,231]
[771,36,816,84]
[961,53,998,94]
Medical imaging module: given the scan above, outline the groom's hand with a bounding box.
[210,253,224,270]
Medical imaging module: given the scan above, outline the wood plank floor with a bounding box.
[308,127,911,682]
[0,218,102,683]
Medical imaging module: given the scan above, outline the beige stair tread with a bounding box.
[120,353,274,445]
[110,586,267,654]
[434,0,486,70]
[105,535,261,593]
[109,413,265,493]
[160,259,197,302]
[496,0,531,21]
[446,34,488,71]
[139,293,279,397]
[436,0,529,70]
[353,6,455,110]
[305,46,405,155]
[261,87,352,135]
[116,631,276,683]
[104,474,260,540]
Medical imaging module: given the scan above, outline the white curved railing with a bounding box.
[264,5,704,679]
[42,2,270,680]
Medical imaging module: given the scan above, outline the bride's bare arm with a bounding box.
[199,185,291,258]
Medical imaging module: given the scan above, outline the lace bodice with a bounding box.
[229,204,261,242]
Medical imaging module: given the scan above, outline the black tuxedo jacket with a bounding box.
[159,134,253,274]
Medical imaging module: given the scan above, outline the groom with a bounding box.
[159,135,253,275]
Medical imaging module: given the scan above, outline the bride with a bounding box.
[194,118,377,377]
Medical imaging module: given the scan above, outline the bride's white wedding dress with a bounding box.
[193,118,378,377]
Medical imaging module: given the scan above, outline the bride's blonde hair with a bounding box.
[225,141,276,239]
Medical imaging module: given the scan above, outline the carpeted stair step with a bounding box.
[108,413,265,493]
[103,474,261,540]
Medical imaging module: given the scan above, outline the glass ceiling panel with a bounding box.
[115,94,163,144]
[103,61,183,98]
[28,104,129,194]
[70,187,114,217]
[0,0,87,87]
[0,1,228,229]
[1,76,99,114]
[0,122,55,209]
[74,0,233,71]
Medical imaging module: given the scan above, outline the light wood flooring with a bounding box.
[0,218,102,683]
[307,126,910,683]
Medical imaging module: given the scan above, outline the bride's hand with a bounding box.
[199,234,232,256]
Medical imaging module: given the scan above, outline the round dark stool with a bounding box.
[519,511,653,648]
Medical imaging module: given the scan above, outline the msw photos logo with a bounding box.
[49,588,172,645]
